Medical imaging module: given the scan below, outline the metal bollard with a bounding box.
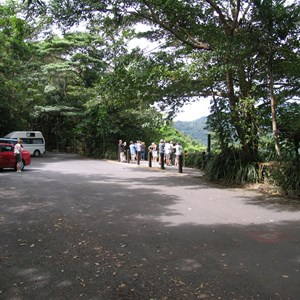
[160,153,165,169]
[127,149,130,163]
[148,151,152,167]
[207,134,211,159]
[137,151,141,165]
[178,154,183,173]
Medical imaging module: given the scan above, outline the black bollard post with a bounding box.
[127,149,130,163]
[148,151,152,167]
[178,154,183,173]
[160,153,165,169]
[137,151,141,165]
[207,134,211,160]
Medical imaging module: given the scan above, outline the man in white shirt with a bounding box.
[164,141,172,166]
[14,139,23,172]
[175,143,182,166]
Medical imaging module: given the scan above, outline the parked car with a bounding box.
[0,138,18,145]
[0,143,31,171]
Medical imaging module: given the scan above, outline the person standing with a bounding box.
[164,141,172,166]
[135,141,142,162]
[175,142,182,166]
[14,138,23,173]
[118,140,126,162]
[148,142,157,162]
[129,141,136,161]
[158,139,165,166]
[141,142,146,160]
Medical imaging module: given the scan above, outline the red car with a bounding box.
[0,143,31,171]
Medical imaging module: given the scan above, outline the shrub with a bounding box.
[204,149,259,184]
[270,164,300,196]
[184,153,206,168]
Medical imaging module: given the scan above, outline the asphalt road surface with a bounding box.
[1,153,300,300]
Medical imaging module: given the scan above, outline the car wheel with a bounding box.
[33,150,40,157]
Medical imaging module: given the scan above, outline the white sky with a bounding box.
[174,98,211,121]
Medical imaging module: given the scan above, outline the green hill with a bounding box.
[174,116,209,146]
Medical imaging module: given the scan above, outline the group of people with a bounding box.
[129,141,147,161]
[156,139,182,166]
[118,140,147,162]
[118,139,182,166]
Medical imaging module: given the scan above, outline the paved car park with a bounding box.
[0,153,300,299]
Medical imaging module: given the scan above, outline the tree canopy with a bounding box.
[28,0,299,158]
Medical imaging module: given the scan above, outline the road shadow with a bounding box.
[1,153,300,299]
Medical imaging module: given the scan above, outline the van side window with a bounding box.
[19,138,44,145]
[32,138,44,144]
[22,138,30,144]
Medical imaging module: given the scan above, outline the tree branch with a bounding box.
[205,0,229,29]
[137,1,212,50]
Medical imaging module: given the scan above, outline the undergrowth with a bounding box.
[204,150,259,185]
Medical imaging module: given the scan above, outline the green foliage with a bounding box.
[73,92,165,158]
[184,153,205,169]
[204,150,260,185]
[257,101,300,164]
[277,102,300,162]
[0,1,34,136]
[25,0,300,162]
[159,124,206,153]
[158,123,206,168]
[206,98,234,151]
[268,164,300,196]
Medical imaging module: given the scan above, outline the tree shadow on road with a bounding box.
[1,153,300,299]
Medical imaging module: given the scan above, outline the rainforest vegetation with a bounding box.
[0,0,299,195]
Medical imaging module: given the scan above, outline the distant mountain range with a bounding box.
[174,116,209,146]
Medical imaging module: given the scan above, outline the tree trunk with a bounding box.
[269,62,281,158]
[226,71,257,160]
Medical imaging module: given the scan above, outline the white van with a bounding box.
[4,131,46,157]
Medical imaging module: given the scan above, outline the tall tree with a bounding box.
[27,0,298,161]
[0,1,34,135]
[26,32,116,150]
[252,0,300,158]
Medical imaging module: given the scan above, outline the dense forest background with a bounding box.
[0,0,299,195]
